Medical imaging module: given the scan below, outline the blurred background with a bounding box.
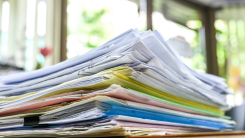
[0,0,245,130]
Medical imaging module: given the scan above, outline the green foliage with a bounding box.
[80,9,108,49]
[68,0,113,50]
[215,20,229,79]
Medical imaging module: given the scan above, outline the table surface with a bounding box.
[119,131,245,138]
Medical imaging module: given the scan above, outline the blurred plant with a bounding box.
[67,0,113,58]
[215,19,245,104]
[215,20,229,79]
[77,8,109,49]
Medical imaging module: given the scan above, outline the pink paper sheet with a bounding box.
[0,85,207,116]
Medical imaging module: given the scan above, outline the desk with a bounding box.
[122,131,245,138]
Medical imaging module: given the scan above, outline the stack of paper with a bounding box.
[0,29,234,137]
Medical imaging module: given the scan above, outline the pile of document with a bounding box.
[0,29,235,137]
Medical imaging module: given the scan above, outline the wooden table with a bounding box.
[118,131,245,138]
